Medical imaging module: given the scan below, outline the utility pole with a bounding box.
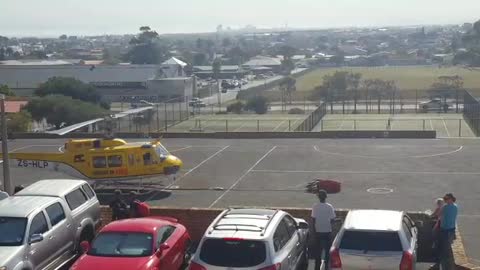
[1,95,12,195]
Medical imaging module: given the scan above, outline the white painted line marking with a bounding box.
[337,119,345,130]
[411,146,463,158]
[313,145,462,159]
[169,146,192,153]
[430,119,434,130]
[164,145,230,189]
[250,169,480,175]
[234,122,247,132]
[209,146,277,208]
[273,120,286,131]
[442,118,451,137]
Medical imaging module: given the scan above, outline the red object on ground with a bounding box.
[317,179,341,194]
[70,217,191,270]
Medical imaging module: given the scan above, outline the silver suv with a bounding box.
[190,208,309,270]
[329,209,418,270]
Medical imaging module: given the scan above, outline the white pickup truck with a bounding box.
[0,179,100,270]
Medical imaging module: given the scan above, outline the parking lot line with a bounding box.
[208,146,277,208]
[250,169,480,175]
[162,145,231,190]
[273,120,286,131]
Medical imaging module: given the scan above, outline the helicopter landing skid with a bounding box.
[91,175,175,196]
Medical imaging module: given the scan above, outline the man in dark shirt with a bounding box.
[109,190,128,220]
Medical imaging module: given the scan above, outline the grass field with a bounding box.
[296,66,480,92]
[314,113,475,138]
[168,114,308,132]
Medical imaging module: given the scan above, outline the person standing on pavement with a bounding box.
[311,190,336,270]
[109,190,128,221]
[439,193,458,270]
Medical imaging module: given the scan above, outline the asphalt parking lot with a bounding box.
[2,138,480,265]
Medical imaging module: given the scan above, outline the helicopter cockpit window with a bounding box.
[108,155,122,168]
[143,152,152,165]
[155,145,169,158]
[92,156,107,168]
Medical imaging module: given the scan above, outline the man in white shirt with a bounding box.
[311,190,336,270]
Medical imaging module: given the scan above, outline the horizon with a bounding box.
[1,0,479,38]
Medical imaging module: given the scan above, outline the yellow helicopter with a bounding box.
[1,107,183,181]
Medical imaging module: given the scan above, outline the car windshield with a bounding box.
[0,217,27,246]
[200,239,266,267]
[340,230,402,252]
[89,232,153,257]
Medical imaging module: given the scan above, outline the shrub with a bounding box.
[288,108,305,114]
[226,101,245,114]
[246,96,268,114]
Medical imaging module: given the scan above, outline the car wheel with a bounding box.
[181,240,193,268]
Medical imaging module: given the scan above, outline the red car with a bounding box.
[70,217,191,270]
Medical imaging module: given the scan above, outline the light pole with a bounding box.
[0,95,12,195]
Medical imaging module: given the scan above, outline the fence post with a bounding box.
[171,102,175,123]
[423,119,425,131]
[289,120,291,131]
[321,120,324,131]
[179,101,182,121]
[354,120,356,131]
[164,103,168,132]
[459,119,462,137]
[257,120,260,132]
[156,102,160,131]
[415,90,418,114]
[226,120,228,132]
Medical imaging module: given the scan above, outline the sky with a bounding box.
[1,0,479,37]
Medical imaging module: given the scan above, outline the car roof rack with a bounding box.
[213,224,263,232]
[208,208,280,236]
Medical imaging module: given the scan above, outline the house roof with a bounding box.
[0,60,77,66]
[193,65,240,72]
[4,101,28,113]
[243,56,282,67]
[0,65,160,89]
[161,57,187,67]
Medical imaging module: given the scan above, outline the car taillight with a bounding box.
[330,248,342,269]
[258,263,281,270]
[400,251,413,270]
[189,262,207,270]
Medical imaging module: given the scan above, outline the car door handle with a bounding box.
[296,242,300,246]
[49,236,54,240]
[66,223,71,228]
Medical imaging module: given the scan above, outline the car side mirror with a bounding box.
[156,243,170,257]
[28,234,43,245]
[298,221,309,230]
[80,241,91,253]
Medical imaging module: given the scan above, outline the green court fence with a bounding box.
[295,103,327,131]
[463,90,480,136]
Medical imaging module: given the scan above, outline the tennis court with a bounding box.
[313,113,476,138]
[167,114,308,132]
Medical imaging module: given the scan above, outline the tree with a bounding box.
[27,50,47,59]
[5,47,13,58]
[193,53,207,65]
[280,76,296,105]
[330,54,345,66]
[35,77,109,109]
[0,85,15,96]
[246,96,268,114]
[222,37,232,48]
[103,48,120,65]
[363,79,396,114]
[0,48,5,61]
[428,76,463,112]
[347,73,362,113]
[125,26,166,64]
[24,96,107,129]
[226,46,247,65]
[278,45,296,74]
[212,59,222,80]
[7,111,32,132]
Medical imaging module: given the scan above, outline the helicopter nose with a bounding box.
[163,155,183,175]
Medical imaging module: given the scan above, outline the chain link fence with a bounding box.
[463,90,480,136]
